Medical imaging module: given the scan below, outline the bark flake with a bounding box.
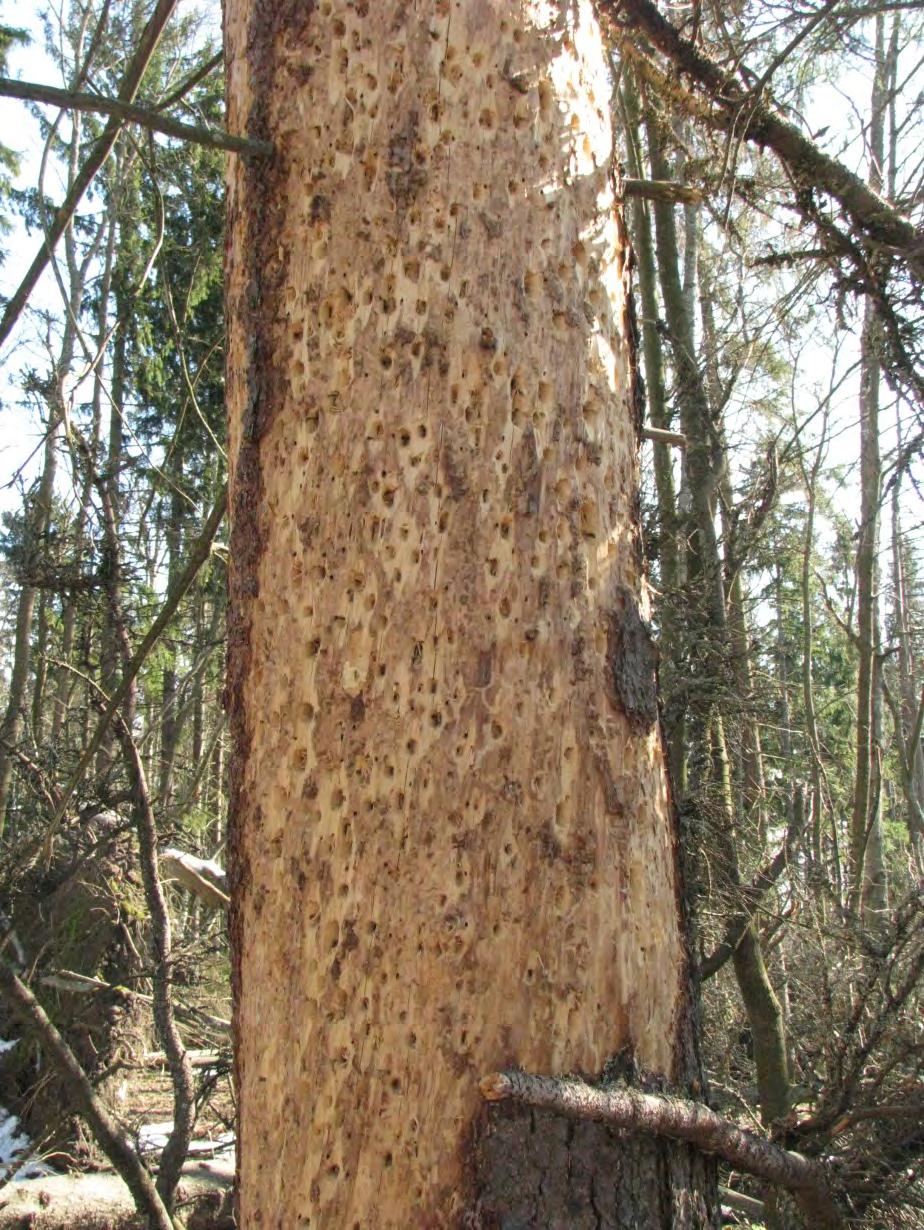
[606,589,658,733]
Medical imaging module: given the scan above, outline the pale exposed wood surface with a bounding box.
[226,1,688,1223]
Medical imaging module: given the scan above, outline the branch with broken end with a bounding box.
[642,425,686,447]
[480,1069,844,1229]
[161,847,230,910]
[622,177,703,205]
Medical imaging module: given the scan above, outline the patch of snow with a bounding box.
[138,1121,173,1152]
[138,1122,235,1157]
[189,1132,235,1156]
[0,1038,17,1054]
[0,1108,52,1180]
[0,1110,29,1165]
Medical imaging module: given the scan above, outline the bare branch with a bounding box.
[0,0,179,350]
[155,49,223,111]
[699,806,806,980]
[0,77,272,156]
[642,424,687,446]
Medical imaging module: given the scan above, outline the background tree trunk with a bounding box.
[849,13,888,919]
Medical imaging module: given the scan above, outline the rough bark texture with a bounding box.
[479,1071,842,1229]
[225,2,711,1224]
[474,1101,711,1229]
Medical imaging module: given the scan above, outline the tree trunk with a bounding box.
[644,108,790,1131]
[890,466,924,869]
[225,2,716,1225]
[849,13,887,918]
[96,264,129,781]
[621,69,685,794]
[0,416,61,840]
[158,480,186,809]
[798,417,837,899]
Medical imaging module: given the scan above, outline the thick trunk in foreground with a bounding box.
[225,3,715,1224]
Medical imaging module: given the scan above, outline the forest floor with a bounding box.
[1,1042,236,1227]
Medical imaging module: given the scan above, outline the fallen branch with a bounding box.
[0,78,272,156]
[0,957,177,1230]
[480,1069,843,1229]
[40,969,231,1038]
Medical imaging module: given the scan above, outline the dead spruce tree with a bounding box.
[224,1,718,1224]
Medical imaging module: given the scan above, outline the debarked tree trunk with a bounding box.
[224,1,718,1224]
